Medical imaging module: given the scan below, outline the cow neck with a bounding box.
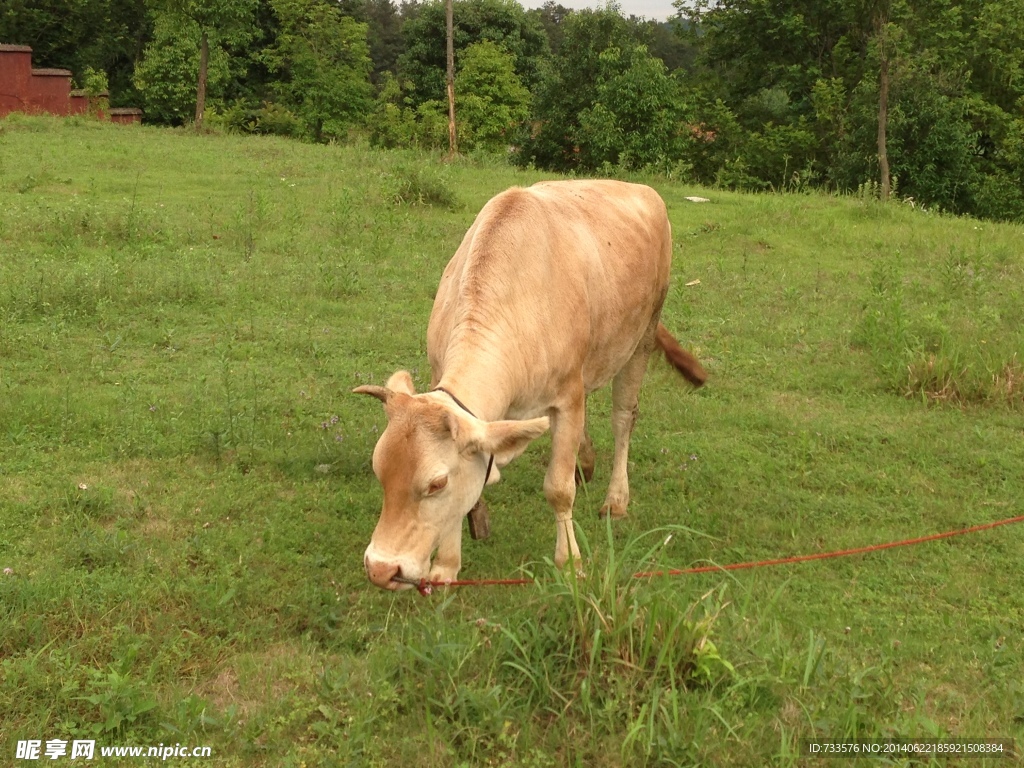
[431,373,510,423]
[431,386,476,419]
[435,332,516,422]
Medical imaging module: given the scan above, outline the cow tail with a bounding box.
[655,323,707,387]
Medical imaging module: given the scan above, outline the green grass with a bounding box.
[1,113,1023,766]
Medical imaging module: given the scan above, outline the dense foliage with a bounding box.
[3,0,1022,220]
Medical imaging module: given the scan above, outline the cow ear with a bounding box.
[443,409,462,442]
[478,417,550,460]
[386,370,416,395]
[352,385,391,403]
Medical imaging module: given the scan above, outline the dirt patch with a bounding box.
[199,642,320,719]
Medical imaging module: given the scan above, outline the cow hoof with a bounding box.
[598,503,628,520]
[557,560,586,580]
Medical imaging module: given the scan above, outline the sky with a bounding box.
[516,0,681,23]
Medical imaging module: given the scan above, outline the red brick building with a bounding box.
[0,43,141,122]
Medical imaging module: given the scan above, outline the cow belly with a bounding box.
[579,270,669,392]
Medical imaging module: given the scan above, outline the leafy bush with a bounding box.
[207,101,307,137]
[971,169,1024,223]
[515,6,641,171]
[733,120,818,191]
[368,74,448,151]
[886,67,979,214]
[81,67,109,99]
[255,102,306,137]
[574,45,686,171]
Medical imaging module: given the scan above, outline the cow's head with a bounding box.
[354,371,549,590]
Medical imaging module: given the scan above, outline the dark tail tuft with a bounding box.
[655,323,707,387]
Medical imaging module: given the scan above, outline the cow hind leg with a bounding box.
[575,402,595,486]
[545,388,585,570]
[599,320,658,519]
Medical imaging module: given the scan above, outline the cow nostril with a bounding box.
[365,557,405,589]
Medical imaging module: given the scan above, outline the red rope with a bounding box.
[633,514,1024,579]
[413,514,1024,596]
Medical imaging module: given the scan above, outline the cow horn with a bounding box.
[352,385,391,403]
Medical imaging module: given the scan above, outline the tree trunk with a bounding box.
[445,0,457,158]
[876,23,890,199]
[195,28,209,128]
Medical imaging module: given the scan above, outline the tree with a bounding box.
[263,0,374,141]
[445,0,456,155]
[133,12,238,123]
[330,0,407,84]
[529,1,571,56]
[515,6,641,171]
[575,44,685,170]
[398,0,547,107]
[969,0,1024,112]
[367,72,449,150]
[674,0,1024,218]
[140,0,257,126]
[368,41,528,153]
[676,0,874,109]
[875,7,892,199]
[641,18,695,72]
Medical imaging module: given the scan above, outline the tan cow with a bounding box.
[355,180,706,590]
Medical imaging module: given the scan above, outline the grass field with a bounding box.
[1,114,1023,766]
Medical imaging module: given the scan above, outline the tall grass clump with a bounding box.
[381,524,736,766]
[855,242,1024,407]
[382,159,461,210]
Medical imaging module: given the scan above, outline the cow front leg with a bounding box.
[428,518,463,584]
[545,393,585,570]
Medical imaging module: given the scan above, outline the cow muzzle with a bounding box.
[364,547,426,590]
[364,555,402,589]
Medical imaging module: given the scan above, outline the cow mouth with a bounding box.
[390,574,421,590]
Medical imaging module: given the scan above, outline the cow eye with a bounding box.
[426,476,448,496]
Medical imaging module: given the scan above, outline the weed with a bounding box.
[236,187,268,262]
[991,359,1024,404]
[942,246,984,295]
[78,649,157,736]
[62,483,116,519]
